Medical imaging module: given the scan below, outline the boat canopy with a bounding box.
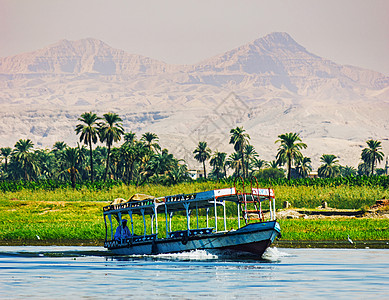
[103,187,275,216]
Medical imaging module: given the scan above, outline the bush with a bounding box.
[255,168,285,179]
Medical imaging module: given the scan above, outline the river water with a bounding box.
[0,246,388,299]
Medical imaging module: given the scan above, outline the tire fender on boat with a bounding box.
[181,234,189,245]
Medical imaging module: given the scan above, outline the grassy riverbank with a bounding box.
[1,181,388,247]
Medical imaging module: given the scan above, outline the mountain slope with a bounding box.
[191,32,387,91]
[0,38,172,75]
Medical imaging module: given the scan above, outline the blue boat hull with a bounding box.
[107,220,281,257]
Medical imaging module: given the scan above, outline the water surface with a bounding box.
[0,246,388,299]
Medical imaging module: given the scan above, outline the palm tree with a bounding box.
[226,152,242,177]
[295,156,312,178]
[210,151,227,179]
[357,161,370,176]
[123,132,137,146]
[275,132,307,181]
[75,112,100,182]
[0,147,12,173]
[340,165,357,177]
[109,147,121,180]
[61,147,81,188]
[318,154,340,178]
[141,132,161,153]
[120,142,141,182]
[229,127,250,178]
[133,142,150,185]
[34,149,55,179]
[12,139,39,180]
[167,163,190,185]
[251,157,267,173]
[53,141,68,152]
[99,112,124,181]
[268,160,280,169]
[361,140,384,176]
[193,141,211,179]
[145,149,177,182]
[244,144,258,176]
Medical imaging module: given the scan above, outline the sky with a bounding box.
[1,0,388,75]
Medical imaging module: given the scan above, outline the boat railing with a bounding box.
[104,234,158,248]
[165,193,197,202]
[131,234,157,243]
[103,198,156,213]
[169,228,213,239]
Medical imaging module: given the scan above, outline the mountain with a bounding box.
[0,38,175,76]
[0,33,388,169]
[191,32,387,91]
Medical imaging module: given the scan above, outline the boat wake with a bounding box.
[150,249,219,261]
[149,248,291,262]
[0,246,290,262]
[261,247,291,261]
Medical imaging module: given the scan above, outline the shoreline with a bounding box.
[274,240,389,249]
[1,239,388,249]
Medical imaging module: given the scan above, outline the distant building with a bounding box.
[308,171,318,178]
[188,169,205,180]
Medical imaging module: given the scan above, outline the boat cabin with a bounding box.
[103,186,277,248]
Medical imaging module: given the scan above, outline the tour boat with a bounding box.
[103,180,281,257]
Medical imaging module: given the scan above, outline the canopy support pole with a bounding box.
[141,209,146,238]
[183,202,190,235]
[165,205,169,238]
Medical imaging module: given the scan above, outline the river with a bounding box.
[1,246,388,299]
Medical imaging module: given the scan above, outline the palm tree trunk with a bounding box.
[203,161,207,179]
[287,153,292,181]
[70,168,76,189]
[241,151,245,179]
[104,144,111,182]
[129,161,134,182]
[89,136,94,182]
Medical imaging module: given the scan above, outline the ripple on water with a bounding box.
[0,247,388,299]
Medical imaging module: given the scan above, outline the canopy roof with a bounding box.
[103,187,274,216]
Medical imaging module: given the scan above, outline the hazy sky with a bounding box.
[1,0,388,74]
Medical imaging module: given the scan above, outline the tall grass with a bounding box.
[1,181,387,209]
[279,219,389,240]
[274,185,389,209]
[1,175,388,193]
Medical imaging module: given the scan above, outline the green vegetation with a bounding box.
[1,196,388,243]
[279,219,389,241]
[1,112,388,245]
[1,174,388,193]
[0,179,388,244]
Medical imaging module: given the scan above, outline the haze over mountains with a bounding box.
[0,32,388,169]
